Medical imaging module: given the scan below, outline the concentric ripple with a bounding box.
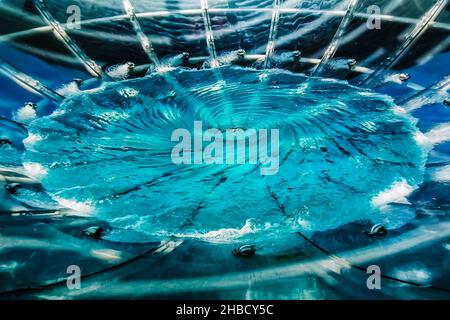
[23,66,426,242]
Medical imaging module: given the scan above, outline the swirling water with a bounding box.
[23,66,426,243]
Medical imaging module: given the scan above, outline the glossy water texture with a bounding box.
[24,66,426,243]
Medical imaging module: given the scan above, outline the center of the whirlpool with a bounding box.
[23,66,426,243]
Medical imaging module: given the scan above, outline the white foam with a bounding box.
[108,63,131,79]
[358,91,375,97]
[174,219,261,243]
[413,131,432,147]
[56,82,80,96]
[156,65,175,73]
[425,123,450,145]
[392,267,432,283]
[372,179,416,208]
[53,196,95,216]
[23,162,48,179]
[13,104,37,124]
[23,133,43,150]
[433,165,450,182]
[118,87,139,98]
[296,218,312,230]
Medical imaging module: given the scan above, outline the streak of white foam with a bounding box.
[53,196,95,216]
[23,133,43,150]
[392,266,432,284]
[413,131,432,147]
[372,179,416,208]
[425,123,450,145]
[432,165,450,182]
[174,219,261,243]
[23,162,48,179]
[156,65,175,73]
[49,109,66,117]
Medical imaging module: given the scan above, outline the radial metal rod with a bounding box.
[360,0,447,87]
[3,8,450,44]
[263,0,282,68]
[0,57,64,102]
[32,0,109,79]
[122,0,161,68]
[200,0,219,68]
[401,75,450,112]
[311,0,359,76]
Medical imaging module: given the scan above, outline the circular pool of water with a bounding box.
[23,66,426,243]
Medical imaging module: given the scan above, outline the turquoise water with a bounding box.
[23,66,426,243]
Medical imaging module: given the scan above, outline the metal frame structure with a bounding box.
[263,0,282,68]
[32,0,109,79]
[360,0,448,87]
[311,0,359,76]
[122,0,161,68]
[0,0,449,299]
[0,57,64,102]
[0,0,447,111]
[200,0,219,68]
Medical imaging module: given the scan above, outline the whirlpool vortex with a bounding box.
[22,66,426,243]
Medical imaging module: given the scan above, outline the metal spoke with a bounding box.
[122,0,161,68]
[311,0,359,76]
[360,0,447,87]
[264,0,282,68]
[32,0,109,79]
[0,57,64,102]
[200,0,219,68]
[401,75,450,112]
